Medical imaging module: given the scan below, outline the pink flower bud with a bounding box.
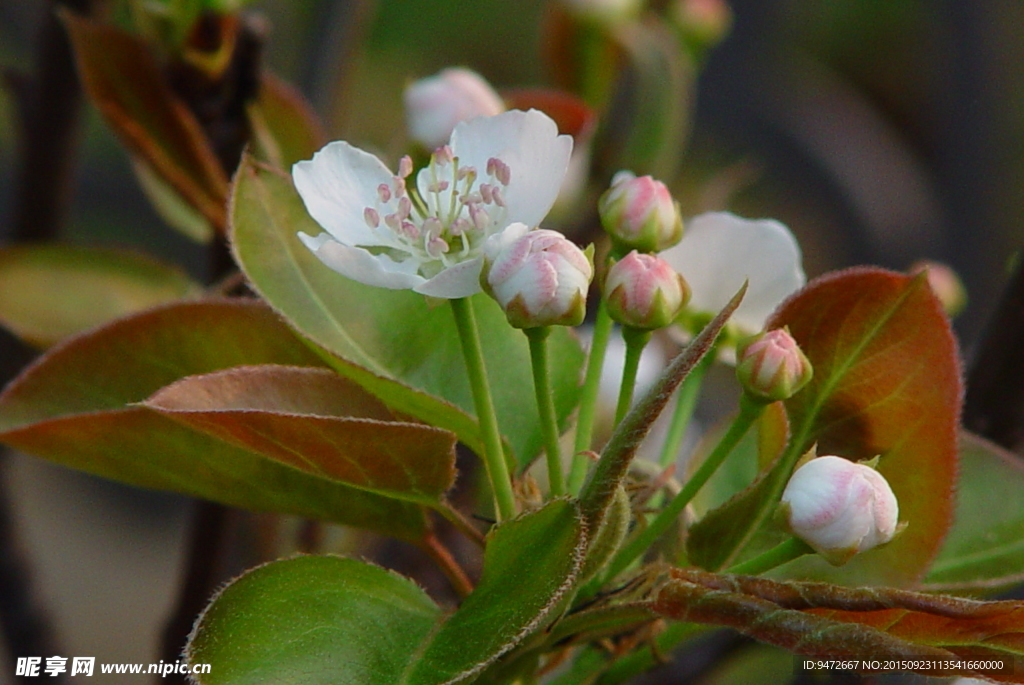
[598,172,683,253]
[780,456,899,566]
[735,328,812,402]
[404,68,505,150]
[482,226,593,328]
[605,251,690,330]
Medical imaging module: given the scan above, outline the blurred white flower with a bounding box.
[404,68,505,150]
[781,455,899,566]
[294,110,572,298]
[660,211,805,336]
[561,0,643,22]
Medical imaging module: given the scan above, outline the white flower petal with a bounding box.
[450,109,572,228]
[293,142,396,246]
[661,212,805,333]
[414,258,484,298]
[298,232,425,290]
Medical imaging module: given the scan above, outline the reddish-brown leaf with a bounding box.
[0,300,429,540]
[63,12,229,232]
[770,268,962,585]
[144,365,457,505]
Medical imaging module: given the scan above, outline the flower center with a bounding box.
[361,146,512,276]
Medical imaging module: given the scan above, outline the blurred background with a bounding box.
[1,0,1023,683]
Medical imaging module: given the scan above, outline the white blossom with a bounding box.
[293,110,572,299]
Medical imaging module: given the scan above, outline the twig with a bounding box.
[7,0,97,243]
[159,501,230,668]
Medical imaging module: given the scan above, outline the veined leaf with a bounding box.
[229,156,585,468]
[188,556,442,685]
[405,499,588,685]
[0,244,202,347]
[144,365,457,506]
[0,300,429,540]
[924,432,1024,594]
[688,268,961,586]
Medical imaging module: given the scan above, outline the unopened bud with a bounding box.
[599,171,683,254]
[735,328,812,402]
[780,455,899,566]
[605,251,690,330]
[404,68,505,149]
[910,260,967,317]
[482,225,593,329]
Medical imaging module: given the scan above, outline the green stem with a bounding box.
[604,395,766,581]
[726,537,813,575]
[450,297,517,521]
[569,299,614,494]
[526,327,565,497]
[614,328,652,425]
[658,352,713,469]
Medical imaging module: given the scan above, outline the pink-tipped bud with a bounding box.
[482,227,593,329]
[735,328,812,402]
[780,455,899,566]
[910,260,967,317]
[404,68,505,150]
[604,251,690,330]
[598,171,683,254]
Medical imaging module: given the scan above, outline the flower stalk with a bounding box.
[725,537,813,575]
[614,327,652,424]
[605,393,765,580]
[569,300,614,494]
[526,327,565,496]
[450,297,517,521]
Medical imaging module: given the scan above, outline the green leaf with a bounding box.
[229,156,585,468]
[63,12,229,233]
[187,556,442,685]
[0,300,428,540]
[924,432,1024,594]
[655,569,1024,682]
[405,499,588,685]
[0,244,202,347]
[144,365,457,506]
[688,268,962,586]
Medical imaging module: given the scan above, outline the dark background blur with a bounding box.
[1,0,1022,683]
